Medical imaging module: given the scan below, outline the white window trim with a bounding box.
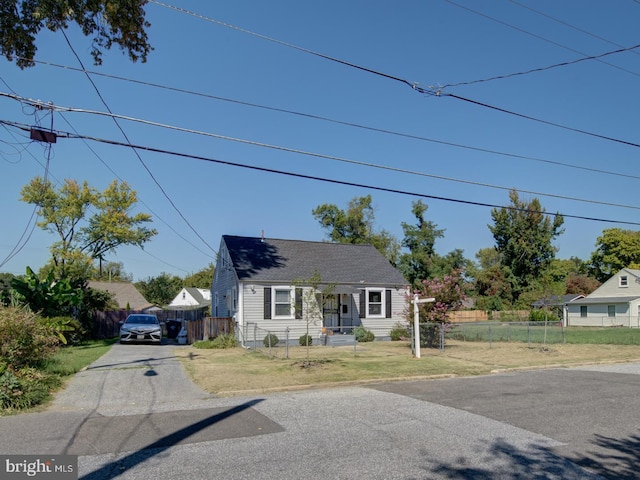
[366,288,385,318]
[620,275,628,287]
[608,305,616,318]
[273,286,295,319]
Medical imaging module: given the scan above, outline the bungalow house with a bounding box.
[566,268,640,328]
[168,287,211,311]
[212,235,409,346]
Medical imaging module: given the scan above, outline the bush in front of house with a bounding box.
[0,306,60,368]
[390,323,410,341]
[299,334,313,346]
[354,326,374,342]
[193,334,238,349]
[263,333,279,347]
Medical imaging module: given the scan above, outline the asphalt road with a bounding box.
[0,342,638,479]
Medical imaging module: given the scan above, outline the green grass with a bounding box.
[42,338,117,376]
[447,324,640,345]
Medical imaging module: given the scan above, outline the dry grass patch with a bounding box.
[175,340,640,396]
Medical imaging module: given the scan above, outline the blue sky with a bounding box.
[2,0,640,280]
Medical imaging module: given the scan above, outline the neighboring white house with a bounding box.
[566,268,640,328]
[211,235,410,346]
[168,288,211,310]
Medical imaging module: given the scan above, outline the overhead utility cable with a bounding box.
[3,120,640,227]
[23,58,640,182]
[150,1,640,151]
[445,0,640,78]
[3,96,640,212]
[60,29,216,257]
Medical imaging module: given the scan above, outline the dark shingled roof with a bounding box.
[223,235,407,286]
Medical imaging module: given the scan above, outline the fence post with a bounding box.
[440,323,445,352]
[253,323,257,350]
[527,323,531,345]
[268,330,272,357]
[488,324,492,349]
[285,327,290,359]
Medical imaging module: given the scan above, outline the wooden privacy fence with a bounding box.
[92,309,208,339]
[187,317,234,344]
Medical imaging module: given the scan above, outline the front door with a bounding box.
[323,294,340,332]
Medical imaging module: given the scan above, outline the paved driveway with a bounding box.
[0,343,638,479]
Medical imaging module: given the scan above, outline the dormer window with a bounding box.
[620,275,628,287]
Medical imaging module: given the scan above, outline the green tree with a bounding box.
[1,0,152,68]
[135,272,182,306]
[10,266,81,318]
[312,195,399,263]
[588,228,640,282]
[183,263,215,289]
[398,200,444,286]
[21,177,156,278]
[489,190,564,306]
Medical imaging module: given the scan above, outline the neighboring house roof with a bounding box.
[569,296,640,305]
[532,294,584,308]
[222,235,407,286]
[88,281,154,311]
[168,287,210,309]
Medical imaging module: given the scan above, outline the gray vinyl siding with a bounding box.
[359,287,408,337]
[211,245,239,318]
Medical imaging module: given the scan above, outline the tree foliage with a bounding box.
[588,228,640,282]
[21,177,156,278]
[1,0,152,68]
[398,200,444,286]
[10,266,81,318]
[312,195,400,263]
[488,190,564,305]
[409,269,467,324]
[135,272,182,306]
[183,263,215,289]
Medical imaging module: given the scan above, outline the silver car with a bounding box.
[119,314,162,344]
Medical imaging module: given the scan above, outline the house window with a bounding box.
[367,289,384,317]
[580,306,587,317]
[274,287,293,318]
[182,292,186,300]
[608,305,616,318]
[620,276,628,287]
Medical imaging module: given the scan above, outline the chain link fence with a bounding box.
[447,321,565,346]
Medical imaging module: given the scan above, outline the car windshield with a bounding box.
[126,316,158,325]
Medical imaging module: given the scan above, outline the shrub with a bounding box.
[193,334,238,349]
[0,306,60,368]
[0,367,60,410]
[390,323,410,341]
[529,309,559,322]
[263,333,279,347]
[299,334,313,346]
[354,326,374,342]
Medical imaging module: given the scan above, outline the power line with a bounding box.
[442,43,640,88]
[59,29,217,257]
[22,57,640,182]
[445,0,640,79]
[5,120,639,226]
[3,96,640,212]
[149,2,640,156]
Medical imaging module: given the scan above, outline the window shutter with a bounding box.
[385,289,392,318]
[295,288,302,319]
[264,287,271,319]
[359,290,366,318]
